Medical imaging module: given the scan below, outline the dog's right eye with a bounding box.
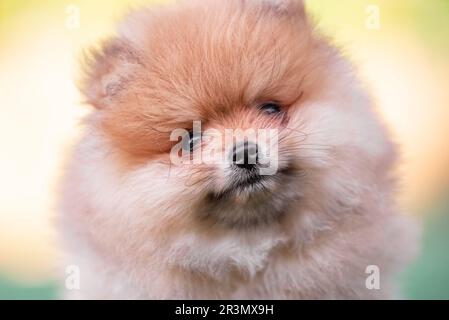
[182,130,202,153]
[258,102,283,115]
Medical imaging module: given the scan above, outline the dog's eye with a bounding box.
[182,130,202,153]
[259,102,282,115]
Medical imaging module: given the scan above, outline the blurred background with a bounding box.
[0,0,448,299]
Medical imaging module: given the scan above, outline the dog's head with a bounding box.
[73,0,395,272]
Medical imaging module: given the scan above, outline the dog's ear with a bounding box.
[79,39,141,109]
[259,0,306,16]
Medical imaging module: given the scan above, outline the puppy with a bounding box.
[59,0,417,299]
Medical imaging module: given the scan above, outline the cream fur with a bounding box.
[59,0,418,299]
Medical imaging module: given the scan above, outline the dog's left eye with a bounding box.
[259,102,282,115]
[182,130,202,153]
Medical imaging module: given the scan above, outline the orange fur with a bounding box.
[81,0,330,160]
[60,0,418,299]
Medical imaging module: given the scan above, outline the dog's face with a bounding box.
[76,0,394,253]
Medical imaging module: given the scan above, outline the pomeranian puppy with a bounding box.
[59,0,417,299]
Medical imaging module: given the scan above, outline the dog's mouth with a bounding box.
[197,164,301,228]
[226,171,269,194]
[216,165,295,200]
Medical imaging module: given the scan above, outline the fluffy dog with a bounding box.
[59,0,417,299]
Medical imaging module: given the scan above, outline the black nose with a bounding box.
[232,141,259,171]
